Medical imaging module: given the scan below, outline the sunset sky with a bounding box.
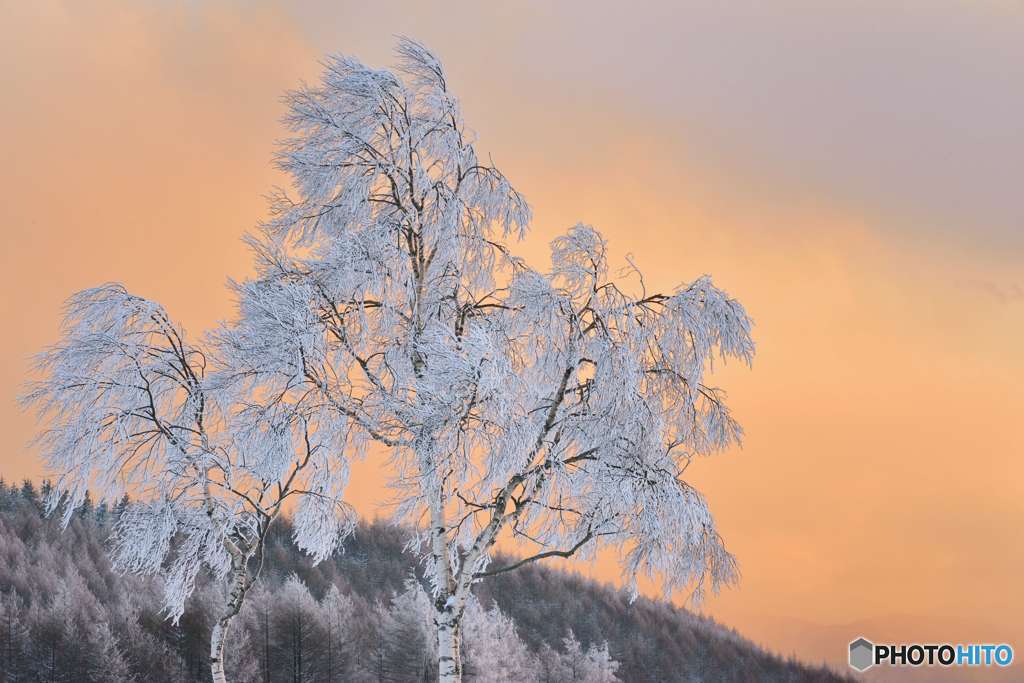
[2,1,1021,677]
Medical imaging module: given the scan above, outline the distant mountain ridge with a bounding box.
[0,479,849,681]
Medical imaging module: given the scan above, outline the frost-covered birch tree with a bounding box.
[226,38,754,682]
[22,285,359,683]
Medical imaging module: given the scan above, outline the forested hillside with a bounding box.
[0,480,848,682]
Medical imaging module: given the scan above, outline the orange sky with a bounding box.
[2,1,1021,678]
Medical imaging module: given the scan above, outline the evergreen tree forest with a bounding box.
[0,480,849,682]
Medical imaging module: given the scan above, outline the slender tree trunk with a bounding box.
[436,611,462,683]
[211,548,252,683]
[263,605,270,683]
[435,569,471,683]
[327,614,334,682]
[295,610,303,683]
[428,490,468,683]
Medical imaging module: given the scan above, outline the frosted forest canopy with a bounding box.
[0,485,849,682]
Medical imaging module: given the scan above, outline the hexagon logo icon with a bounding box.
[849,637,874,672]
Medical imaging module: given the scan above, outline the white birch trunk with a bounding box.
[210,619,230,683]
[210,547,251,683]
[437,612,462,683]
[428,485,470,683]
